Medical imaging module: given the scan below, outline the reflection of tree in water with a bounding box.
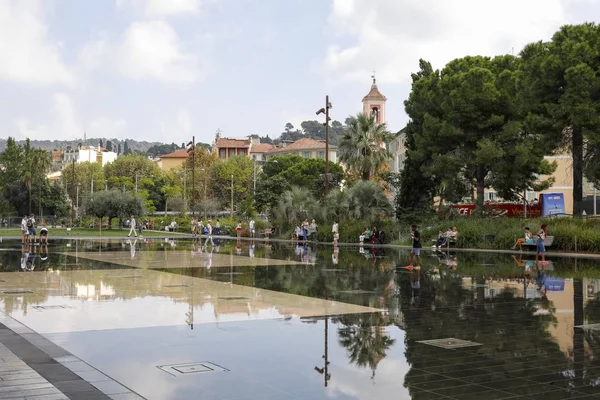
[335,312,395,380]
[400,270,565,398]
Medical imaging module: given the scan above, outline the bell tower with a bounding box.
[362,72,387,124]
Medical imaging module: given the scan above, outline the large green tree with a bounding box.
[405,56,555,210]
[520,23,600,216]
[339,113,393,181]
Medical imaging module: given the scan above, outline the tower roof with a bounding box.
[362,74,387,102]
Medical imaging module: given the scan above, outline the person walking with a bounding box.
[332,220,339,246]
[128,215,138,237]
[215,219,221,235]
[409,224,421,269]
[204,220,215,247]
[249,218,255,238]
[191,217,197,237]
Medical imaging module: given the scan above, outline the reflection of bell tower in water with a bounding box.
[362,72,387,124]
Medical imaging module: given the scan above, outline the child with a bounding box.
[236,220,242,239]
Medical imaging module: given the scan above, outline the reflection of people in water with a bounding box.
[410,268,421,307]
[249,244,255,258]
[535,261,547,297]
[40,244,49,262]
[332,247,339,265]
[204,247,213,270]
[20,244,37,272]
[127,239,137,259]
[235,244,241,255]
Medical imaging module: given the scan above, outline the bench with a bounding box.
[431,236,458,248]
[260,228,272,238]
[523,236,554,249]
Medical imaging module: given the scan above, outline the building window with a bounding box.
[317,151,325,159]
[526,191,537,201]
[229,148,235,158]
[485,192,498,201]
[302,151,311,159]
[219,149,226,159]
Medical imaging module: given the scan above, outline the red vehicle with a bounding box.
[450,193,566,218]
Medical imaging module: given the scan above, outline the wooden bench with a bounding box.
[523,236,554,249]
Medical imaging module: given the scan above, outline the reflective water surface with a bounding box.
[1,238,600,399]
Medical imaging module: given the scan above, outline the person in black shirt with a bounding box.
[410,224,421,268]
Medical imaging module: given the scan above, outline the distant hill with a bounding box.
[0,138,211,156]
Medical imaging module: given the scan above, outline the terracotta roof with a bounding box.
[267,138,337,154]
[250,143,274,153]
[362,83,387,102]
[216,138,251,148]
[160,149,188,158]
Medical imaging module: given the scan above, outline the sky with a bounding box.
[1,0,599,146]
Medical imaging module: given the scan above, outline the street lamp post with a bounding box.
[201,168,207,220]
[76,183,80,221]
[253,160,257,204]
[230,174,234,220]
[316,96,332,197]
[187,137,196,218]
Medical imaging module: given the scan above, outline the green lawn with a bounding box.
[0,228,188,237]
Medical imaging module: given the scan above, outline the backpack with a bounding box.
[26,219,33,228]
[204,226,209,234]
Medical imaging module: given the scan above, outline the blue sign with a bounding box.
[541,193,566,217]
[545,277,565,292]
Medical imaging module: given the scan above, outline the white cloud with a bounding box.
[115,0,203,16]
[80,21,203,84]
[0,0,72,85]
[177,109,192,135]
[322,0,571,84]
[88,118,128,139]
[14,93,127,140]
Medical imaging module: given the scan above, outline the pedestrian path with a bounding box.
[0,341,68,399]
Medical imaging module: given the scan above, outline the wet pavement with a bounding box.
[1,238,600,399]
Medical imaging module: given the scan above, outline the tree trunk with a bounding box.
[362,169,370,181]
[572,124,584,217]
[475,178,485,211]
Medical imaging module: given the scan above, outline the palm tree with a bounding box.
[339,113,393,180]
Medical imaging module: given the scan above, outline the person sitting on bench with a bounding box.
[512,227,534,251]
[359,227,372,243]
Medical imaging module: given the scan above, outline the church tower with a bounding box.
[362,73,387,124]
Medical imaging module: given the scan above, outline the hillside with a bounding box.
[0,138,167,154]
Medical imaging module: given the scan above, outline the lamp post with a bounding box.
[187,137,196,218]
[201,168,207,220]
[230,174,234,220]
[316,96,332,197]
[253,160,257,204]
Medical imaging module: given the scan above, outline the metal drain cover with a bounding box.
[158,362,229,376]
[162,284,190,288]
[32,305,71,310]
[218,296,251,301]
[417,338,482,349]
[322,269,344,272]
[3,290,34,295]
[216,272,244,276]
[0,280,7,283]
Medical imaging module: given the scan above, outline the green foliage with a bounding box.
[339,113,393,180]
[520,23,600,216]
[85,189,145,227]
[411,216,600,253]
[404,55,554,212]
[146,142,182,158]
[211,155,254,211]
